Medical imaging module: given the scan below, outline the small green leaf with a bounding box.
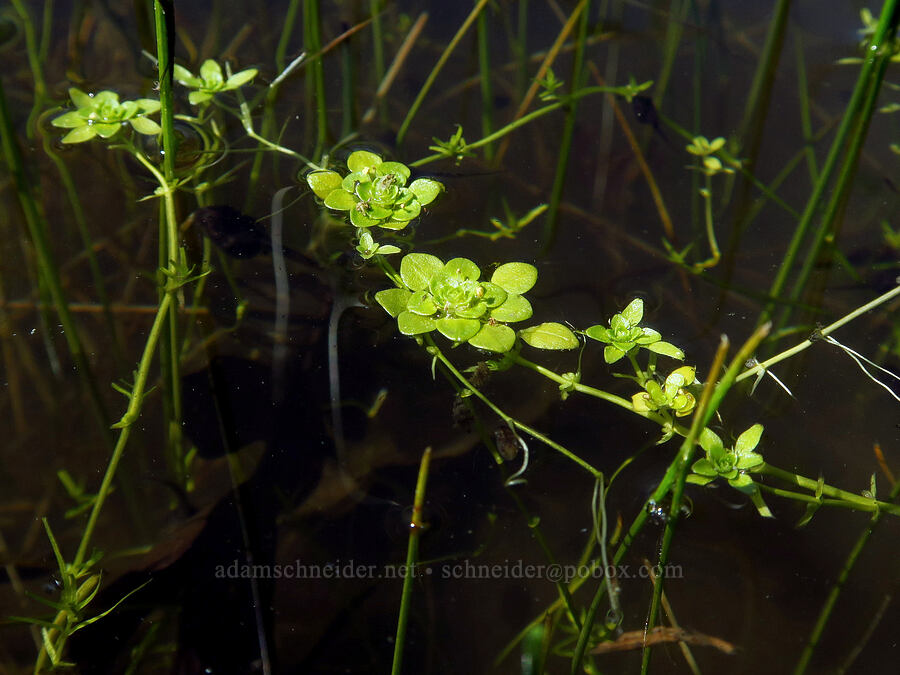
[479,282,508,308]
[519,322,579,350]
[406,290,438,316]
[69,87,94,109]
[436,317,481,342]
[398,311,436,335]
[390,199,421,221]
[735,452,764,470]
[129,116,161,135]
[188,90,213,105]
[699,428,722,455]
[584,325,610,342]
[61,125,97,143]
[468,324,516,353]
[490,294,532,323]
[377,245,401,255]
[306,170,342,199]
[347,150,382,172]
[647,341,685,360]
[443,257,480,281]
[491,262,537,294]
[620,298,644,326]
[375,288,412,318]
[174,64,202,87]
[735,423,764,455]
[350,207,380,228]
[408,177,443,205]
[225,68,258,89]
[634,327,661,345]
[603,345,625,363]
[690,458,718,477]
[378,162,411,183]
[200,59,224,86]
[51,110,87,128]
[454,302,488,319]
[134,99,161,114]
[686,474,715,486]
[324,189,358,210]
[400,253,444,291]
[93,122,122,138]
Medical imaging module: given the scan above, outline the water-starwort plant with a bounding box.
[376,254,537,353]
[50,88,161,143]
[584,298,684,364]
[8,2,900,673]
[307,150,443,230]
[173,59,259,106]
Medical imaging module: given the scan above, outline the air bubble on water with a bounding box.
[30,328,36,335]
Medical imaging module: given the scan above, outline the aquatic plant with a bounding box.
[50,88,161,143]
[5,1,900,674]
[376,254,536,352]
[307,150,443,230]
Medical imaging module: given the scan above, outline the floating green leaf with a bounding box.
[400,253,444,291]
[491,262,538,295]
[436,317,481,342]
[408,178,443,205]
[347,150,382,172]
[519,323,579,350]
[307,170,342,200]
[490,294,532,323]
[647,341,685,360]
[375,289,412,318]
[398,311,436,335]
[468,324,516,353]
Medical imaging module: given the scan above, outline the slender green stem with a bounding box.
[641,326,767,673]
[73,292,174,568]
[793,477,900,674]
[737,282,900,384]
[543,0,591,251]
[782,38,895,318]
[9,0,48,137]
[476,5,494,161]
[396,0,490,146]
[410,84,629,167]
[793,35,818,184]
[391,446,432,675]
[153,0,185,486]
[0,78,109,433]
[303,0,327,159]
[759,0,899,326]
[758,464,900,516]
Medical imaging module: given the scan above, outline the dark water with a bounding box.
[1,1,898,673]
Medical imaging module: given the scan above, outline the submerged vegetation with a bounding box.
[1,0,899,672]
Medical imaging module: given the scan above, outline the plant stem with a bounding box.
[0,78,109,433]
[391,446,432,675]
[759,0,899,327]
[410,84,631,167]
[793,475,900,674]
[737,282,900,384]
[543,0,591,251]
[396,0,490,146]
[758,464,900,516]
[73,292,173,568]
